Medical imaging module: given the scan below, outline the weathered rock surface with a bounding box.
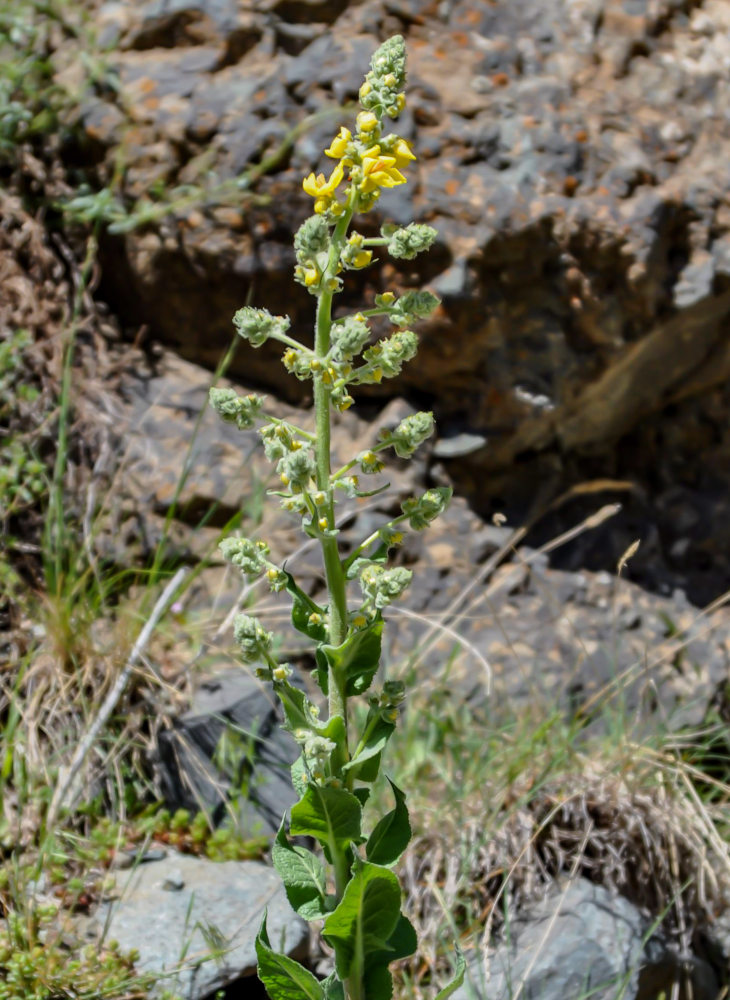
[87,850,306,999]
[453,878,718,1000]
[70,0,730,601]
[155,668,301,836]
[111,350,730,734]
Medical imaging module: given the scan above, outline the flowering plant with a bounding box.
[210,35,464,1000]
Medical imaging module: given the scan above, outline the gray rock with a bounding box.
[91,850,307,999]
[454,878,718,1000]
[156,668,302,837]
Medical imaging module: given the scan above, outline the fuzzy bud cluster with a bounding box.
[219,537,287,591]
[388,290,440,327]
[233,614,273,663]
[383,222,438,260]
[359,563,412,609]
[278,448,316,491]
[357,330,418,382]
[208,388,264,429]
[380,410,435,458]
[358,35,407,120]
[294,216,331,292]
[331,314,371,360]
[233,307,290,348]
[402,486,452,530]
[220,537,269,576]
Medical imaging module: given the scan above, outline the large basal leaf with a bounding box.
[365,778,411,866]
[322,861,402,981]
[290,784,362,856]
[256,915,324,1000]
[433,946,466,1000]
[318,620,383,697]
[272,822,328,921]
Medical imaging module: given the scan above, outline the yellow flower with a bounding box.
[391,138,416,169]
[352,250,372,268]
[324,127,352,159]
[360,145,407,194]
[302,160,345,199]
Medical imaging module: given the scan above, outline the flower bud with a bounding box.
[357,450,384,474]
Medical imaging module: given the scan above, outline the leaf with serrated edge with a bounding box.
[272,822,328,921]
[433,946,466,1000]
[256,915,324,1000]
[366,778,411,866]
[290,784,362,861]
[322,861,401,981]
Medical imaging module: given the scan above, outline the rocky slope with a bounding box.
[71,0,730,601]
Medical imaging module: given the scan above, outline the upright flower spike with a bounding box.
[211,35,465,1000]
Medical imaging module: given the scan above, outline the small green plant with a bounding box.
[209,36,464,1000]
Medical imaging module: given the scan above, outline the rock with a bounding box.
[87,850,307,999]
[155,667,302,836]
[453,878,718,1000]
[65,0,730,601]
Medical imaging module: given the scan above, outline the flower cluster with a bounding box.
[383,222,438,260]
[359,563,413,610]
[385,289,441,327]
[302,35,416,219]
[233,614,273,664]
[219,537,288,591]
[233,307,292,349]
[209,388,265,429]
[380,410,435,458]
[402,486,452,530]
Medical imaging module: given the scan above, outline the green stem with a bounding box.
[313,197,356,717]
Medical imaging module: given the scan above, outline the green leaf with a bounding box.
[361,912,418,1000]
[276,680,321,737]
[344,542,389,576]
[291,756,307,796]
[433,946,466,1000]
[290,784,362,857]
[285,571,328,642]
[318,620,383,697]
[344,715,394,778]
[256,915,324,1000]
[322,861,402,981]
[352,787,371,808]
[321,974,345,1000]
[365,779,411,866]
[272,823,328,921]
